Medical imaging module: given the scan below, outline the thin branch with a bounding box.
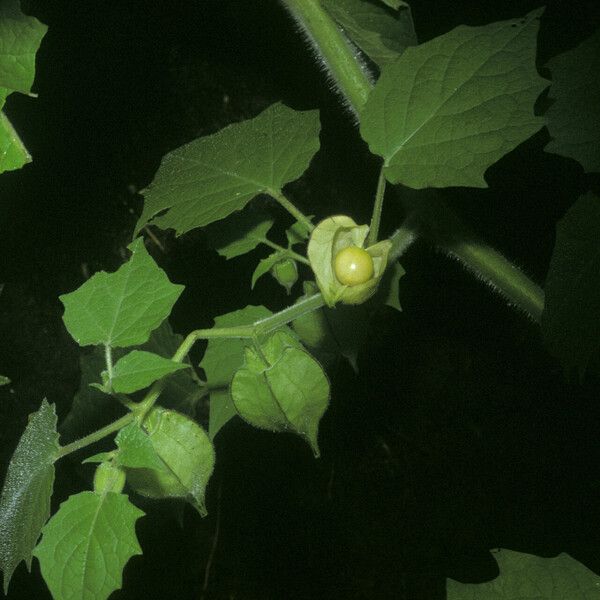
[367,166,387,246]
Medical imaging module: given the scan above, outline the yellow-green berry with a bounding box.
[333,246,374,286]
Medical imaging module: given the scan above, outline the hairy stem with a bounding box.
[388,212,421,262]
[137,292,325,419]
[57,412,134,459]
[57,290,324,458]
[281,0,545,322]
[446,239,544,321]
[280,0,372,116]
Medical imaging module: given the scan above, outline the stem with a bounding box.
[104,344,114,382]
[283,0,546,323]
[367,166,387,246]
[280,0,372,115]
[143,225,166,253]
[57,412,134,459]
[446,240,544,322]
[388,212,421,262]
[57,294,327,456]
[260,237,311,266]
[137,293,325,418]
[252,333,271,366]
[268,189,314,233]
[401,191,545,322]
[254,292,325,335]
[200,483,222,600]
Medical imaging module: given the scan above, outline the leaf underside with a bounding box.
[447,549,600,599]
[544,28,600,173]
[0,400,59,594]
[542,192,600,378]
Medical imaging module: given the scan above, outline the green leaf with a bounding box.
[208,389,236,441]
[292,283,339,361]
[446,549,600,599]
[542,192,600,378]
[231,330,329,456]
[378,261,405,311]
[322,0,417,69]
[378,0,409,9]
[59,347,124,443]
[33,491,144,600]
[0,0,47,98]
[126,407,215,516]
[0,111,30,172]
[82,452,114,464]
[60,238,184,348]
[544,28,600,173]
[114,423,168,472]
[324,303,370,373]
[138,320,205,416]
[0,374,10,385]
[361,8,548,188]
[110,350,188,394]
[291,281,369,371]
[0,0,47,173]
[200,305,272,387]
[200,305,272,438]
[135,102,321,236]
[251,250,286,289]
[0,399,59,594]
[61,320,202,444]
[205,209,274,259]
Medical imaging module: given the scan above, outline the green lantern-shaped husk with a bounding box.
[307,215,392,307]
[271,257,298,294]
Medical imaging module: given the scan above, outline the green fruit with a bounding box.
[125,407,215,516]
[307,215,391,306]
[334,246,374,286]
[272,258,298,294]
[93,462,126,494]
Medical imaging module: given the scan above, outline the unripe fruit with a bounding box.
[333,246,374,286]
[272,258,298,294]
[93,462,126,494]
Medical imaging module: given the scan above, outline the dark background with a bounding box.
[1,0,600,598]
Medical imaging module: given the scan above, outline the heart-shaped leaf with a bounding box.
[110,350,189,394]
[135,103,320,236]
[33,491,144,600]
[60,238,184,348]
[361,8,548,188]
